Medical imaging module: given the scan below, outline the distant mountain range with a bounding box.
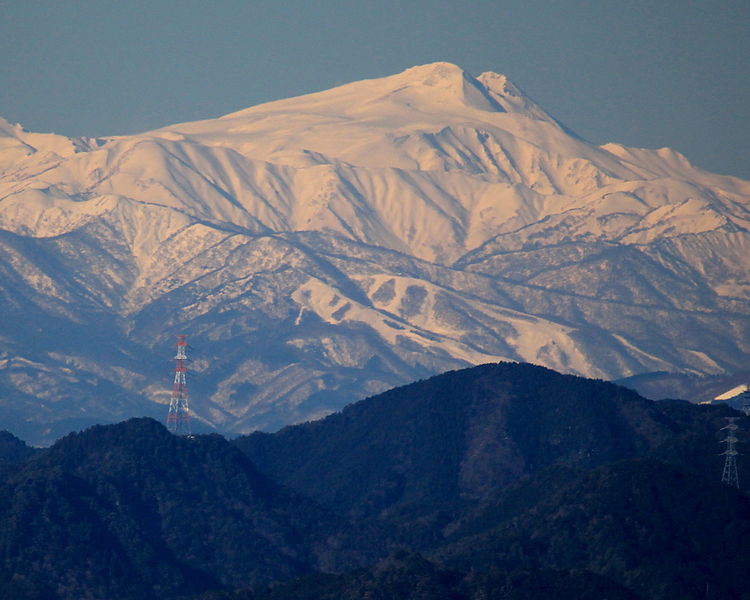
[1,62,749,443]
[2,363,748,599]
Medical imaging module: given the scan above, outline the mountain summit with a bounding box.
[0,63,748,443]
[221,62,548,120]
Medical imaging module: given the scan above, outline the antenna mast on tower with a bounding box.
[720,417,740,489]
[166,334,191,435]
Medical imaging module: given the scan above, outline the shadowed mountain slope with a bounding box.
[235,362,683,518]
[438,459,750,600]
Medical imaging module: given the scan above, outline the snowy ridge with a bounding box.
[0,62,749,443]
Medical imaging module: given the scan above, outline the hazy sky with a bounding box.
[2,0,748,179]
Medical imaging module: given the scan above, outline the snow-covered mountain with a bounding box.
[2,62,749,443]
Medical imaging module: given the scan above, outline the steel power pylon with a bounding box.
[720,417,740,489]
[166,334,191,435]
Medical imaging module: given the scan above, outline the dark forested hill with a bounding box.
[234,362,729,519]
[196,551,640,600]
[438,458,750,599]
[0,418,374,600]
[2,363,749,599]
[0,430,36,464]
[231,362,750,599]
[0,430,37,484]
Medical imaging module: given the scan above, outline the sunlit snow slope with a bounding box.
[1,62,749,443]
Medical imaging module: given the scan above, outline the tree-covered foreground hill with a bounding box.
[2,362,749,599]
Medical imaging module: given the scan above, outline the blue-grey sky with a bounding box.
[2,0,748,179]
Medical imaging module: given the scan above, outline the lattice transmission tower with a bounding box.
[720,417,740,489]
[166,334,191,435]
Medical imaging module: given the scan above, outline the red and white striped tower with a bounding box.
[166,334,191,435]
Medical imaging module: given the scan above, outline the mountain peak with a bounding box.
[381,63,555,121]
[477,70,556,121]
[478,71,515,96]
[397,61,468,86]
[373,61,507,114]
[218,62,553,124]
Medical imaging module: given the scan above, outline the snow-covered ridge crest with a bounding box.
[0,62,749,443]
[0,116,99,169]
[2,62,746,259]
[1,61,747,261]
